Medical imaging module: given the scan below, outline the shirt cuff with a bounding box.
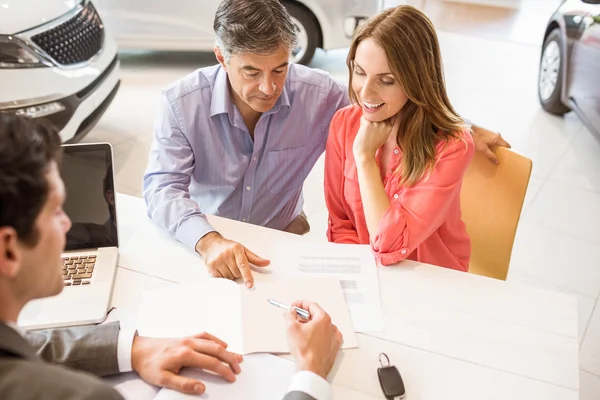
[287,371,332,400]
[175,215,216,251]
[117,329,136,373]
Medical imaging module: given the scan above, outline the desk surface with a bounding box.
[113,193,580,400]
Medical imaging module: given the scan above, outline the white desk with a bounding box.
[111,193,580,399]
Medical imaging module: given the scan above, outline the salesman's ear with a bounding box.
[214,46,227,71]
[0,227,22,279]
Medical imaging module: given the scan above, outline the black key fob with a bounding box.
[377,353,406,399]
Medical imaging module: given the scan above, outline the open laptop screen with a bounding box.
[60,143,118,251]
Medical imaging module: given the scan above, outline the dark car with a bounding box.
[539,0,600,138]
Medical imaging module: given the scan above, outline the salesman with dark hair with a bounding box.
[0,114,342,400]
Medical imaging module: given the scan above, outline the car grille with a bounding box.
[31,2,104,66]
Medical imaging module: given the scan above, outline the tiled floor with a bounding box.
[80,1,599,398]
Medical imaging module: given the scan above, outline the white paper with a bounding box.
[136,278,245,353]
[105,356,380,400]
[136,277,358,354]
[107,358,380,400]
[276,242,384,333]
[154,354,295,400]
[243,277,358,352]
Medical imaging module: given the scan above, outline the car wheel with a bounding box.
[282,1,320,65]
[538,28,570,115]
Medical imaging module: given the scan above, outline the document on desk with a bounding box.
[152,353,380,400]
[136,277,358,354]
[276,242,384,333]
[154,354,294,400]
[109,354,378,400]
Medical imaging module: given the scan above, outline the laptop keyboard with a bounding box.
[62,255,96,286]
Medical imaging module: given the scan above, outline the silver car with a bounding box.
[0,0,120,142]
[93,0,383,64]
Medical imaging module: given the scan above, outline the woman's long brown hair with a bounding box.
[347,5,467,186]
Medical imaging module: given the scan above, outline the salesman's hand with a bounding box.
[284,301,343,379]
[471,124,511,165]
[131,332,243,395]
[195,232,270,288]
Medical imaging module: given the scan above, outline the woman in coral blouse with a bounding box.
[325,5,474,271]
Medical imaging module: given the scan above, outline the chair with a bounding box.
[460,146,532,280]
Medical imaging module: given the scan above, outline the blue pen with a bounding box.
[267,299,311,319]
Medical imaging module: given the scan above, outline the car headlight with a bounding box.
[12,102,66,119]
[0,36,49,69]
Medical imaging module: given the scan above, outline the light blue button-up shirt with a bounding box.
[143,63,348,250]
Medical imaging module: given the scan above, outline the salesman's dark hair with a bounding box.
[214,0,298,61]
[0,114,62,246]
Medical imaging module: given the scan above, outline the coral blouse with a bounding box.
[324,105,474,271]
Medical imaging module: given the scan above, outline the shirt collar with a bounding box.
[209,66,235,117]
[209,65,291,118]
[266,83,290,115]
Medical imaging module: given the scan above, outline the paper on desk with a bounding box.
[108,355,379,400]
[136,277,358,354]
[154,354,295,400]
[136,278,245,351]
[153,354,381,400]
[276,242,384,333]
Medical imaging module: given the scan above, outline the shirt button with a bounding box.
[393,194,399,199]
[394,149,399,155]
[242,218,246,222]
[252,157,257,161]
[401,249,407,255]
[246,186,251,191]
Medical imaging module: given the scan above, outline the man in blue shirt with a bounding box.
[143,0,510,288]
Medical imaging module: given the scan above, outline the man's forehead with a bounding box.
[46,163,65,204]
[233,50,290,70]
[240,61,289,71]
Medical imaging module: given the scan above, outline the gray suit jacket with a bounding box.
[283,391,317,400]
[0,321,124,400]
[0,321,320,400]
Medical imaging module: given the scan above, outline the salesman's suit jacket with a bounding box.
[0,321,124,400]
[284,392,317,399]
[0,321,317,400]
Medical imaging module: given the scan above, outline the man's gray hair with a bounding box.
[214,0,298,61]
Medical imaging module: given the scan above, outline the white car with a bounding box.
[94,0,383,65]
[0,0,120,142]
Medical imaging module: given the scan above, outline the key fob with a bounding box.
[377,354,405,399]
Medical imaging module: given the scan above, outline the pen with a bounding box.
[267,299,311,319]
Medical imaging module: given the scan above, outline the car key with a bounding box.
[377,353,406,399]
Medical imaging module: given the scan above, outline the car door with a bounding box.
[94,0,219,51]
[567,1,600,134]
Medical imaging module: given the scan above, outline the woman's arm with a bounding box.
[324,112,361,244]
[356,137,474,265]
[354,155,390,237]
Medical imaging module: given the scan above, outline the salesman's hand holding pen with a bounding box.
[283,300,343,379]
[268,298,311,319]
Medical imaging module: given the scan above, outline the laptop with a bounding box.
[18,143,120,330]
